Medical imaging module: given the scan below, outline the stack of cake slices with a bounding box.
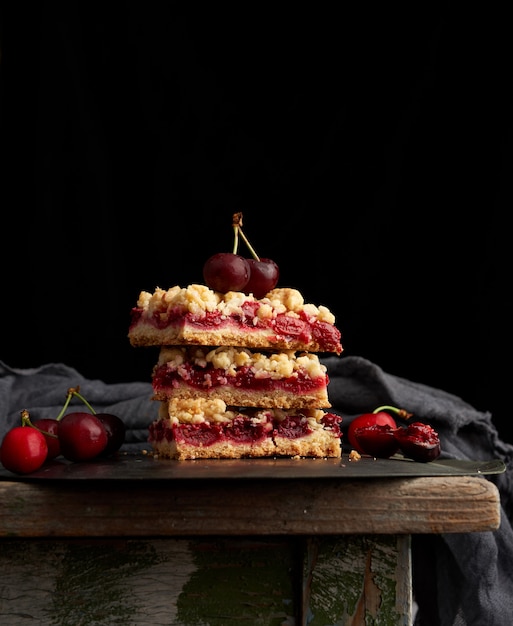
[128,284,343,460]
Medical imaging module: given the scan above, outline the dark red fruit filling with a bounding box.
[149,412,342,448]
[131,301,342,353]
[149,415,273,447]
[273,315,311,343]
[238,300,262,320]
[310,320,343,353]
[273,415,311,439]
[224,415,273,443]
[129,308,143,327]
[273,312,342,352]
[274,412,342,440]
[173,422,224,447]
[321,412,343,437]
[152,363,327,394]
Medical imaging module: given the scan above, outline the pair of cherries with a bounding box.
[203,253,278,299]
[202,212,279,299]
[346,405,441,462]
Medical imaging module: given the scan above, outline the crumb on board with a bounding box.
[348,449,361,461]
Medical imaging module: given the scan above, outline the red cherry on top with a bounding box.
[244,258,279,299]
[203,252,250,293]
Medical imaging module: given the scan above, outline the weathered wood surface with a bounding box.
[0,535,411,625]
[0,538,295,625]
[0,475,500,538]
[304,535,412,626]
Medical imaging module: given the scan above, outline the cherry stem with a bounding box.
[373,405,413,420]
[232,212,260,261]
[232,223,239,254]
[20,409,58,438]
[55,386,97,421]
[20,409,32,427]
[71,388,97,415]
[238,226,260,261]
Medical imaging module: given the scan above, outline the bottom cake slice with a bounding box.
[148,398,342,460]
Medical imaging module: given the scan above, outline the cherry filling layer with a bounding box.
[130,305,342,353]
[275,414,342,439]
[152,362,328,394]
[148,412,342,448]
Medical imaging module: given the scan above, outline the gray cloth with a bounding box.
[0,359,158,451]
[1,355,513,625]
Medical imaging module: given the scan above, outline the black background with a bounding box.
[1,5,511,441]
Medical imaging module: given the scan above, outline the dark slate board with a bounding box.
[0,453,506,482]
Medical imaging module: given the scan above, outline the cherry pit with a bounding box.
[347,405,441,463]
[0,386,126,474]
[203,212,279,298]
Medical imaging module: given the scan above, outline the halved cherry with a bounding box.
[353,423,400,458]
[394,422,441,462]
[347,405,412,453]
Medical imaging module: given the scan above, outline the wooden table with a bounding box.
[0,454,502,625]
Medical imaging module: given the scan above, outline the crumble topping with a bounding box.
[157,346,327,379]
[136,284,336,325]
[162,397,237,424]
[159,398,330,427]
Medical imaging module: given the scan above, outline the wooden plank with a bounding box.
[302,535,412,625]
[0,475,500,538]
[0,535,412,625]
[0,538,298,625]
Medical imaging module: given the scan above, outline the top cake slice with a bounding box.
[128,284,343,354]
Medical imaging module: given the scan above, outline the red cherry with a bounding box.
[58,412,108,462]
[353,423,400,458]
[347,411,398,453]
[203,252,250,293]
[34,418,61,460]
[95,413,126,456]
[394,422,441,462]
[0,426,48,474]
[244,258,280,298]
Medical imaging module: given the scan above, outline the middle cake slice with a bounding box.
[151,346,331,409]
